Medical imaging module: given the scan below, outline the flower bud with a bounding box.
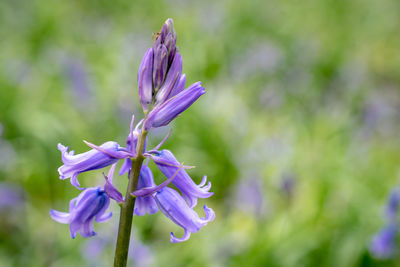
[137,48,154,112]
[144,82,205,130]
[152,44,168,91]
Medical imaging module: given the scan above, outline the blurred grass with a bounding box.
[1,0,400,266]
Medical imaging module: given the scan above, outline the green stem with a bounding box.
[113,129,148,267]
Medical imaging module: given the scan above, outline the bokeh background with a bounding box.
[1,0,400,266]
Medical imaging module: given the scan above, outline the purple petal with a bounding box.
[155,52,182,105]
[138,48,154,112]
[144,82,205,130]
[170,229,191,243]
[50,210,70,224]
[168,74,186,100]
[153,44,168,90]
[151,150,213,208]
[133,166,159,216]
[58,142,125,189]
[155,187,214,242]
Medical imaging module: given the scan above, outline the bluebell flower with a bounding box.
[370,223,398,259]
[58,141,131,189]
[0,182,25,210]
[50,187,112,238]
[154,187,215,243]
[385,188,400,220]
[234,177,266,217]
[150,149,213,208]
[134,165,159,216]
[144,82,205,130]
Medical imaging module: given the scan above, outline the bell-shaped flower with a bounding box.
[150,149,213,208]
[50,187,112,239]
[144,82,205,130]
[154,187,215,243]
[133,165,159,216]
[58,141,132,189]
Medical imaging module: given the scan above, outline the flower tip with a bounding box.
[57,143,67,152]
[203,205,215,221]
[170,230,191,243]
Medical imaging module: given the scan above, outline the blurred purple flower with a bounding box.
[50,187,112,238]
[281,172,295,199]
[370,224,398,259]
[234,177,266,217]
[129,241,155,267]
[64,58,92,109]
[82,236,108,260]
[58,142,131,189]
[154,187,215,243]
[0,183,25,210]
[150,149,213,208]
[385,188,400,221]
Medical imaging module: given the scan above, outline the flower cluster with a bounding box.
[370,187,400,259]
[50,18,214,243]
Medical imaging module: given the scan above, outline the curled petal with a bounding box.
[49,210,70,224]
[170,230,191,243]
[201,205,215,222]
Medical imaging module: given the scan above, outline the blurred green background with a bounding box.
[1,0,400,266]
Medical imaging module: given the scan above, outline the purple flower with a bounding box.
[370,224,398,259]
[234,177,266,217]
[138,18,183,112]
[58,142,130,189]
[386,188,400,221]
[144,82,205,130]
[50,187,112,238]
[150,149,213,208]
[154,187,215,243]
[128,241,154,267]
[134,165,159,216]
[0,183,25,210]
